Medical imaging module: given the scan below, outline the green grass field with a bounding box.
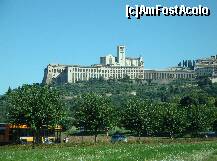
[1,140,217,161]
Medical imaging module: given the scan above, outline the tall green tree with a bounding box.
[74,93,114,143]
[121,99,149,138]
[186,105,216,135]
[6,84,66,144]
[161,103,188,137]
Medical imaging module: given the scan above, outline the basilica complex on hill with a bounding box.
[42,45,217,84]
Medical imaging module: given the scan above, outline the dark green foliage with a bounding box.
[120,100,187,137]
[74,93,114,142]
[121,99,149,137]
[196,76,212,87]
[50,78,217,137]
[0,95,8,122]
[1,76,217,139]
[120,74,131,83]
[185,105,216,135]
[6,84,66,143]
[180,96,197,107]
[160,103,188,137]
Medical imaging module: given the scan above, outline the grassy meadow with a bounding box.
[1,138,217,161]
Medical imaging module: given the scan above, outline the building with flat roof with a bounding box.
[42,46,195,84]
[195,55,217,77]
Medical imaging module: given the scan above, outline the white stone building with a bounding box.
[195,55,217,77]
[42,46,195,84]
[100,45,144,67]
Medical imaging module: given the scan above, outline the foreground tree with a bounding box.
[185,104,216,135]
[121,99,149,138]
[161,103,188,137]
[6,84,66,144]
[74,93,114,143]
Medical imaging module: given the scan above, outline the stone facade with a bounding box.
[195,55,217,77]
[100,46,144,67]
[42,46,195,84]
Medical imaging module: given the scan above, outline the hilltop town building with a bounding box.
[100,46,144,67]
[195,55,217,77]
[43,45,195,84]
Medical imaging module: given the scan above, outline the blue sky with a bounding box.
[0,0,217,94]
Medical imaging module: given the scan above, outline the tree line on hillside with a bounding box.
[1,76,217,143]
[72,93,217,140]
[1,82,217,143]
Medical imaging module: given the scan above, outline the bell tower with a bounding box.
[117,45,126,66]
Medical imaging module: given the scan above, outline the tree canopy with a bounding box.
[74,93,114,142]
[6,84,66,143]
